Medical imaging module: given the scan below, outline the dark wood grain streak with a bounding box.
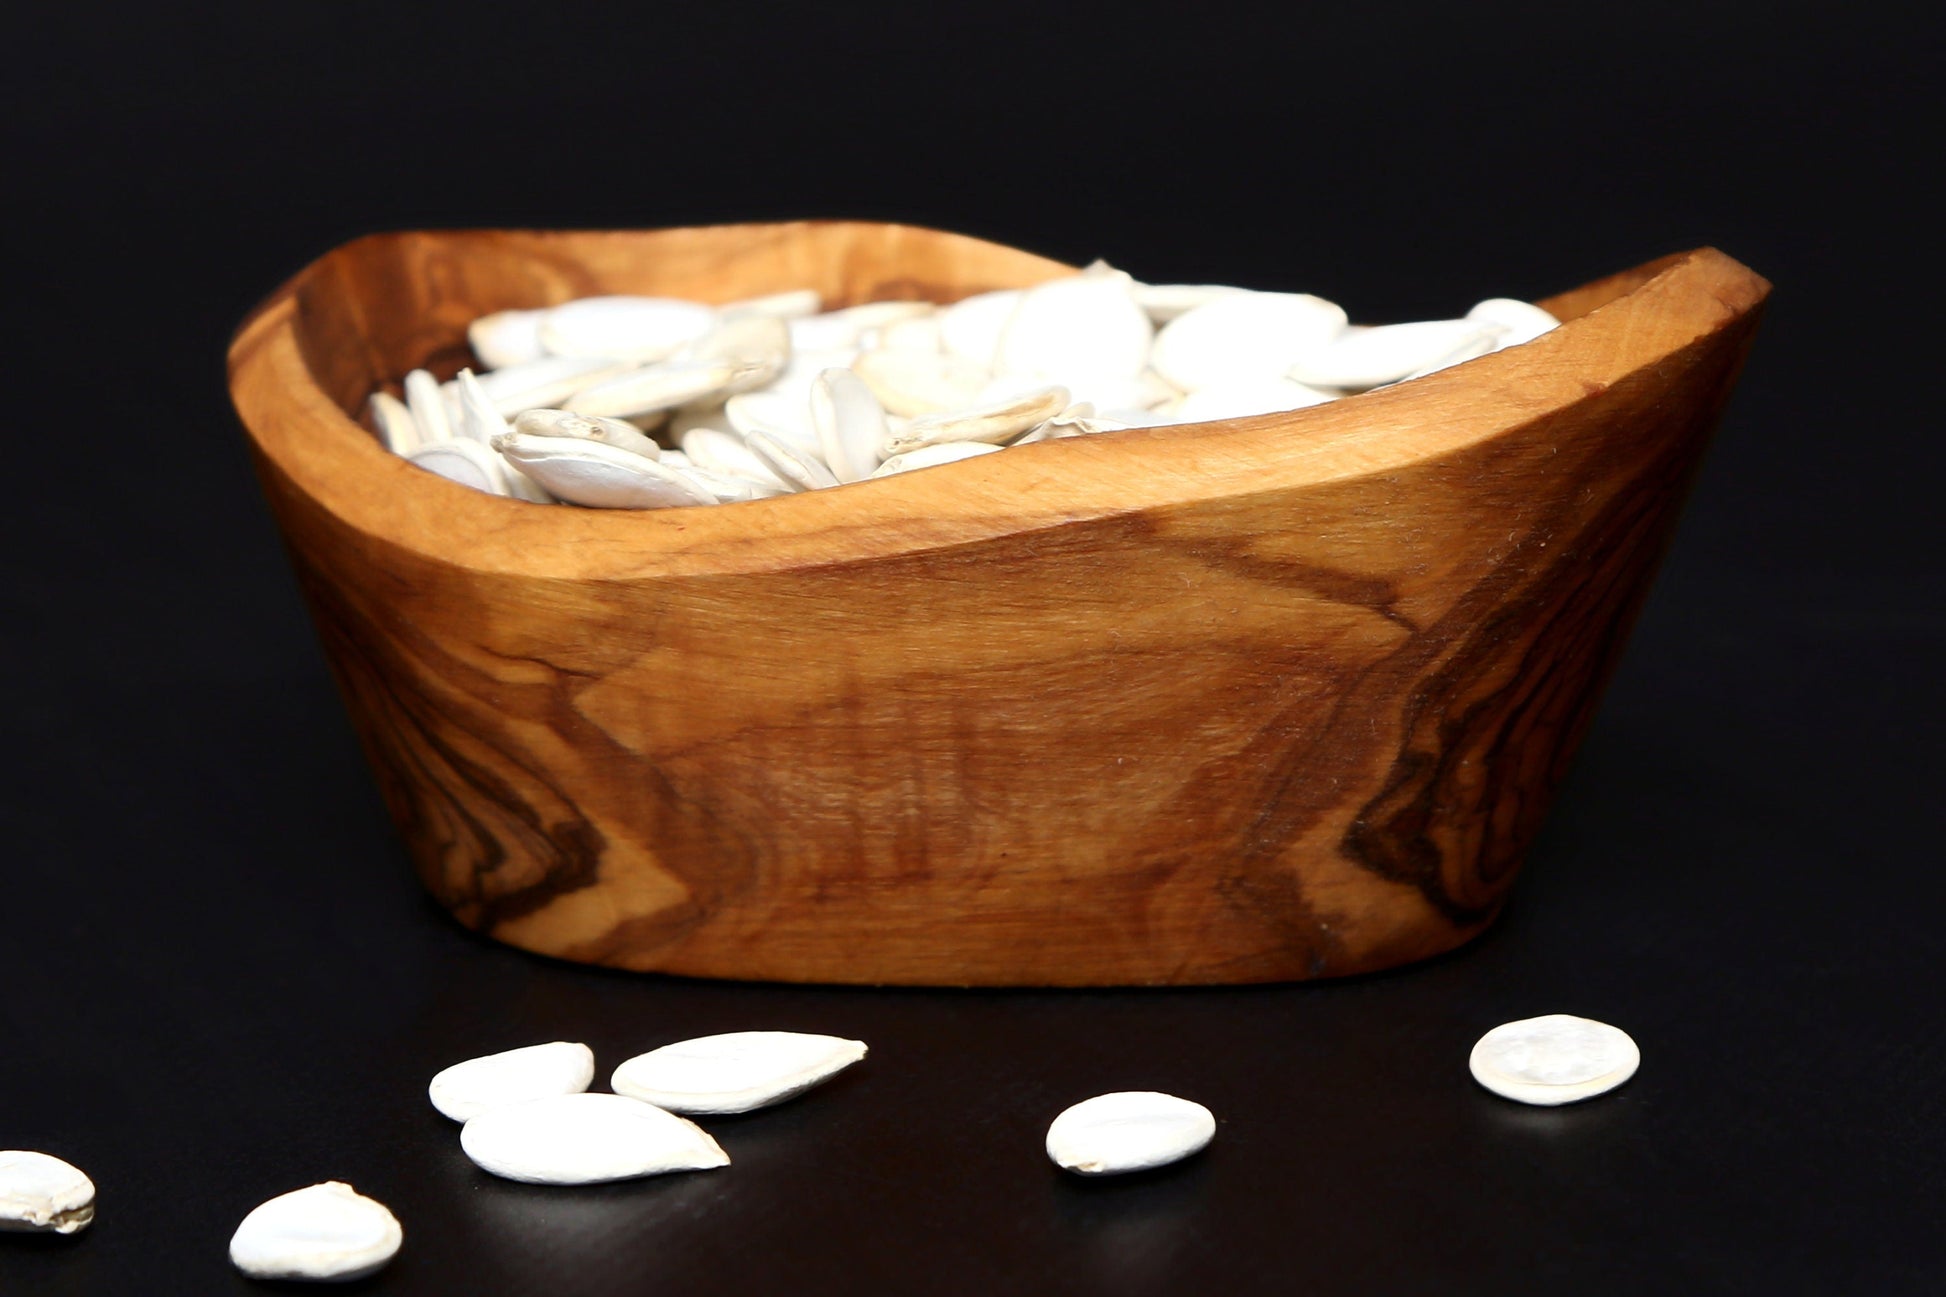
[229,223,1768,985]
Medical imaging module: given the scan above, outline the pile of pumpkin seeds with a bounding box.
[367,265,1560,508]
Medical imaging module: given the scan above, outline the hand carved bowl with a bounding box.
[227,222,1767,986]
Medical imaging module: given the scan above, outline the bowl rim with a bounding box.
[227,221,1769,583]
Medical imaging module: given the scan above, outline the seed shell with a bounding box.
[611,1031,868,1114]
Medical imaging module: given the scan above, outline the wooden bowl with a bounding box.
[227,223,1768,986]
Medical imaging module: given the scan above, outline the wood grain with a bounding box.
[227,222,1768,985]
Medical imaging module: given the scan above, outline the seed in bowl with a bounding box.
[365,263,1559,509]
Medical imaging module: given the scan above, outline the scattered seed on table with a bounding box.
[228,1182,401,1282]
[1469,1014,1640,1105]
[610,1031,869,1115]
[459,1092,729,1185]
[427,1041,597,1122]
[1044,1092,1216,1176]
[0,1150,95,1234]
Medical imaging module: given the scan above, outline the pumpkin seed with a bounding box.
[407,438,510,495]
[1469,297,1561,348]
[880,384,1069,456]
[1469,1014,1639,1106]
[513,407,663,460]
[810,367,889,483]
[467,308,547,369]
[475,355,632,418]
[871,441,1005,476]
[493,432,715,508]
[1150,291,1348,392]
[744,427,839,491]
[460,1093,729,1185]
[427,1041,596,1122]
[610,1031,868,1114]
[367,391,419,455]
[1286,319,1504,389]
[1044,1092,1216,1176]
[0,1150,95,1234]
[228,1182,401,1282]
[402,368,452,444]
[537,295,716,363]
[565,358,754,420]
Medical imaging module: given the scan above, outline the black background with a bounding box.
[4,3,1942,1293]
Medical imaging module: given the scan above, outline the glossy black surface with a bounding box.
[3,3,1940,1292]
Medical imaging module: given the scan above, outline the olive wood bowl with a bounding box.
[227,222,1768,986]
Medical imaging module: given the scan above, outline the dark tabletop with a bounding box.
[4,3,1941,1293]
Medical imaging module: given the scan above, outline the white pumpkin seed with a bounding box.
[760,346,865,405]
[810,368,889,483]
[683,314,792,392]
[682,461,786,502]
[870,441,1006,476]
[402,368,453,444]
[789,302,930,352]
[367,391,420,455]
[725,390,822,454]
[939,288,1023,370]
[610,1031,868,1114]
[537,295,716,363]
[719,287,823,321]
[407,438,510,495]
[1056,369,1180,413]
[669,403,737,438]
[874,314,944,352]
[1044,1092,1216,1176]
[0,1150,95,1234]
[1012,404,1128,445]
[1096,405,1179,427]
[1150,292,1349,392]
[996,267,1152,386]
[1392,326,1506,383]
[744,427,840,491]
[468,308,547,369]
[852,347,992,417]
[228,1182,401,1282]
[1468,297,1561,349]
[787,312,865,353]
[494,432,716,509]
[1174,378,1336,423]
[1287,319,1504,389]
[1469,1014,1639,1106]
[881,384,1069,456]
[460,1093,729,1185]
[458,377,555,502]
[566,358,755,420]
[427,1041,596,1122]
[453,368,510,444]
[680,426,792,490]
[475,355,632,418]
[513,407,663,460]
[838,300,935,328]
[1130,282,1249,323]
